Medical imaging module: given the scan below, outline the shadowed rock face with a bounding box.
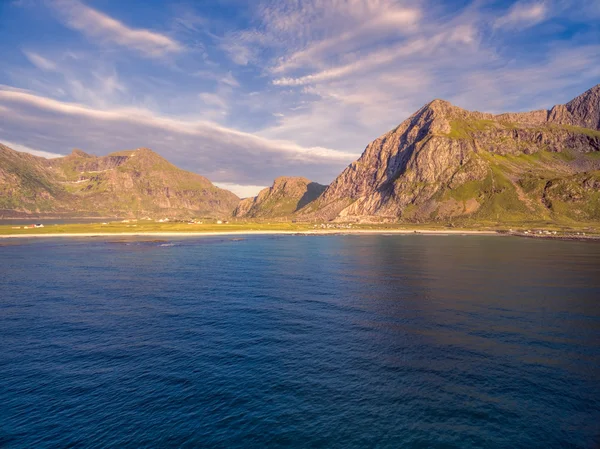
[0,146,239,218]
[233,177,326,219]
[299,84,600,223]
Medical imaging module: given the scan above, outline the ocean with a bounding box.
[1,235,599,448]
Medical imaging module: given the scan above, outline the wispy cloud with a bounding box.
[494,1,547,29]
[51,0,183,57]
[10,49,129,109]
[3,0,600,191]
[272,5,421,73]
[23,50,57,71]
[273,24,477,86]
[219,30,271,66]
[0,89,356,160]
[0,89,358,185]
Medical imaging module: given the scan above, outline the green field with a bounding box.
[1,219,598,237]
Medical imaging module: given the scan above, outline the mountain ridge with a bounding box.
[0,145,239,218]
[298,84,600,224]
[2,84,599,225]
[233,176,326,219]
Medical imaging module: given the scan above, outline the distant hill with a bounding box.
[299,84,600,225]
[233,177,326,219]
[0,145,239,218]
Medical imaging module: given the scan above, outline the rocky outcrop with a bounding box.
[233,197,255,218]
[0,145,239,218]
[549,84,600,129]
[233,177,326,218]
[299,84,600,223]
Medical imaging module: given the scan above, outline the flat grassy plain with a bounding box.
[1,219,598,237]
[0,221,312,236]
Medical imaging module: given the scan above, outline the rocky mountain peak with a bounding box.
[271,176,312,195]
[233,176,326,218]
[565,83,600,130]
[69,149,91,158]
[134,147,158,156]
[300,83,600,223]
[424,98,457,114]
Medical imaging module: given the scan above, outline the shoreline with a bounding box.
[1,229,598,241]
[0,229,500,239]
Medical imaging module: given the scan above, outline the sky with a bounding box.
[1,0,599,197]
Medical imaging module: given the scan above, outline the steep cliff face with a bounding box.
[0,145,239,218]
[233,177,326,219]
[300,84,600,223]
[549,84,600,129]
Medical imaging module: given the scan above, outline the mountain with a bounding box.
[299,84,600,224]
[0,145,239,218]
[233,177,326,219]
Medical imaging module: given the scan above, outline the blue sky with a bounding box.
[1,0,599,196]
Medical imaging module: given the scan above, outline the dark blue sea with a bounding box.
[1,235,600,448]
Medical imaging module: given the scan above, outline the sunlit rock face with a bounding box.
[233,176,326,219]
[298,84,600,223]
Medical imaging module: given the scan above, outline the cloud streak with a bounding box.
[51,0,183,57]
[273,25,477,86]
[0,89,359,187]
[494,1,547,29]
[23,51,57,71]
[272,5,421,74]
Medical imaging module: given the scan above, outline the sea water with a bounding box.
[1,235,599,448]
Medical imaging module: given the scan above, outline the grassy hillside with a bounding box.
[0,145,239,218]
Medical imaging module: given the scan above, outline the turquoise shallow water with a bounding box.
[1,235,600,448]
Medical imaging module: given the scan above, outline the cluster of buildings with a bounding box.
[11,224,44,229]
[313,223,354,230]
[521,230,558,235]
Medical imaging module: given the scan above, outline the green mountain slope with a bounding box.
[0,145,239,218]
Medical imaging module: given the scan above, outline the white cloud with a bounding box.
[494,2,547,29]
[1,140,64,158]
[51,0,182,57]
[213,183,267,198]
[23,51,57,71]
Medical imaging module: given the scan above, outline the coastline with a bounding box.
[0,229,500,239]
[2,229,598,241]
